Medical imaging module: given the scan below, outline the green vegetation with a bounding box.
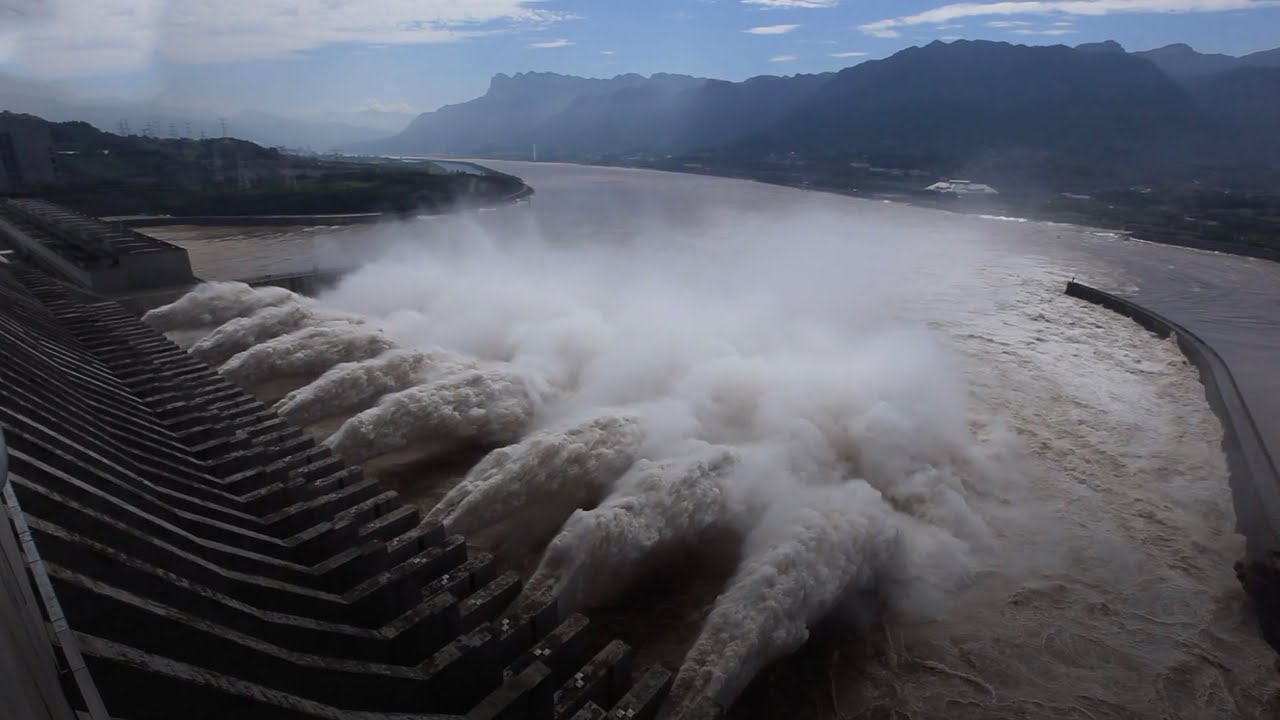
[5,112,527,217]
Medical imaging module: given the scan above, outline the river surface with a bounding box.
[146,161,1280,718]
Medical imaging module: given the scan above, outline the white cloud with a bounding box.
[601,49,616,55]
[1053,19,1076,24]
[743,0,838,7]
[859,0,1280,38]
[1013,27,1079,33]
[355,97,416,113]
[744,23,801,34]
[0,0,577,77]
[986,19,1033,26]
[528,38,572,48]
[830,50,869,57]
[935,23,965,28]
[770,54,799,61]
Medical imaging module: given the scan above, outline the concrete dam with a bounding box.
[5,197,1279,720]
[0,200,693,720]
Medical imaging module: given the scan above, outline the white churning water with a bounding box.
[144,163,1279,718]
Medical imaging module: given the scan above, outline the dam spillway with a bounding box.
[0,242,693,717]
[6,194,1280,720]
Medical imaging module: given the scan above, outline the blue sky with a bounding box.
[2,0,1279,118]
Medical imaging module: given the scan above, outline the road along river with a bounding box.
[144,162,1280,718]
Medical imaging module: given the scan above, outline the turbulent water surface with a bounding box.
[145,162,1279,718]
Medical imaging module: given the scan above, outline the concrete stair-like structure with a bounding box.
[0,261,680,720]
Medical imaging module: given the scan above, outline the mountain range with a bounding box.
[351,40,1280,191]
[0,73,415,151]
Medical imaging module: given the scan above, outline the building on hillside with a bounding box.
[0,116,57,193]
[925,179,999,195]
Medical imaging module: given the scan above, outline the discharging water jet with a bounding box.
[220,323,395,387]
[324,367,543,465]
[143,281,298,334]
[667,481,910,714]
[273,348,477,427]
[427,413,646,536]
[521,445,742,614]
[189,301,364,367]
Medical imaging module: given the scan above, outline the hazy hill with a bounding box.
[0,73,405,151]
[1,111,525,216]
[350,70,839,160]
[735,41,1224,189]
[668,73,835,155]
[353,72,709,156]
[353,39,1279,190]
[1241,47,1280,67]
[1135,43,1280,80]
[1134,43,1243,79]
[1189,66,1280,140]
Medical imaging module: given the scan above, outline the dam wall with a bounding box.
[0,260,691,719]
[1065,281,1280,561]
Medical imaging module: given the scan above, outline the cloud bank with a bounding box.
[0,0,576,77]
[859,0,1280,38]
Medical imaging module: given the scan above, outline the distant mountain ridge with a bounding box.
[352,40,1280,190]
[0,74,411,151]
[729,40,1230,190]
[1131,42,1280,80]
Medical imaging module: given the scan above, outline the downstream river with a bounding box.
[147,162,1280,719]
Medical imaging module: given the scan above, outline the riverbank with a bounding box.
[455,154,1280,264]
[105,183,534,228]
[658,164,1280,264]
[7,114,534,220]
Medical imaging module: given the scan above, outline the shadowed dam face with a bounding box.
[148,184,1279,719]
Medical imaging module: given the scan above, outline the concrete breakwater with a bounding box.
[1065,281,1280,651]
[0,260,700,719]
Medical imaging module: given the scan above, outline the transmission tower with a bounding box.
[117,119,131,136]
[219,117,228,138]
